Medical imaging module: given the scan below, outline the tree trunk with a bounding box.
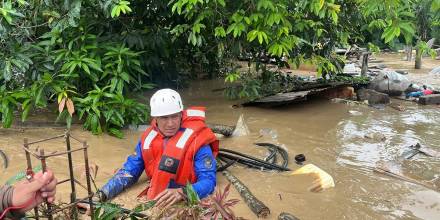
[406,45,413,61]
[361,52,370,77]
[415,47,422,69]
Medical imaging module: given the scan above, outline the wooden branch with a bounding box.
[374,166,439,192]
[222,170,270,218]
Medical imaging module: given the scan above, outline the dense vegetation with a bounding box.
[0,0,438,136]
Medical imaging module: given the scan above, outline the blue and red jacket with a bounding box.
[100,107,218,200]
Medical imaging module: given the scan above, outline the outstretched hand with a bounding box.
[11,169,57,212]
[153,188,185,209]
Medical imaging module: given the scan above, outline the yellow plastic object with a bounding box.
[290,164,335,192]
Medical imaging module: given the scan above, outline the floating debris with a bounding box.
[402,143,440,159]
[389,103,405,111]
[259,128,278,140]
[222,170,270,218]
[331,98,368,106]
[364,133,387,141]
[232,114,250,137]
[348,110,362,116]
[278,212,300,220]
[290,164,335,192]
[207,124,235,137]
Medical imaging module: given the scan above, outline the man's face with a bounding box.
[155,112,182,137]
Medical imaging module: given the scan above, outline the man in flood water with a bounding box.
[98,88,218,208]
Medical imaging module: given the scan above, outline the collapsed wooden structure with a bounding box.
[243,82,353,106]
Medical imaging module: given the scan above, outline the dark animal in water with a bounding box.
[0,150,8,169]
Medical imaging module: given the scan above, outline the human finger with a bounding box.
[32,171,44,179]
[41,177,57,192]
[157,194,175,209]
[163,196,178,209]
[25,171,53,193]
[47,196,56,203]
[153,190,167,201]
[155,191,172,208]
[41,189,56,198]
[39,170,54,184]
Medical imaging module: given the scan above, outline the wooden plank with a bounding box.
[253,90,312,103]
[242,82,351,106]
[243,87,330,106]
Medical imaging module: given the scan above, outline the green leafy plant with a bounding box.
[91,183,241,220]
[101,43,148,94]
[415,40,438,59]
[93,202,125,220]
[111,0,133,18]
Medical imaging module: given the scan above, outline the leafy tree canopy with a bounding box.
[0,0,438,136]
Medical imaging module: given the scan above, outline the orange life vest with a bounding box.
[138,107,219,200]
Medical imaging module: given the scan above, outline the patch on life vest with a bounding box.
[204,157,213,169]
[159,155,180,174]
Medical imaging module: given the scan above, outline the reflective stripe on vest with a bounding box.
[143,130,158,149]
[176,128,194,149]
[186,109,205,118]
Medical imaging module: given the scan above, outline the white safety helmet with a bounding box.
[150,89,183,117]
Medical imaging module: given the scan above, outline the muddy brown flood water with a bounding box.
[1,71,440,219]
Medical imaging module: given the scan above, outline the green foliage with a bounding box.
[224,69,370,101]
[111,1,132,18]
[333,75,370,85]
[93,202,125,220]
[225,71,296,100]
[0,0,439,134]
[5,165,42,185]
[185,182,200,206]
[0,1,155,137]
[368,43,381,54]
[224,71,240,83]
[132,200,156,213]
[224,73,262,100]
[415,40,438,59]
[359,0,439,45]
[92,200,155,220]
[73,85,148,137]
[170,0,349,77]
